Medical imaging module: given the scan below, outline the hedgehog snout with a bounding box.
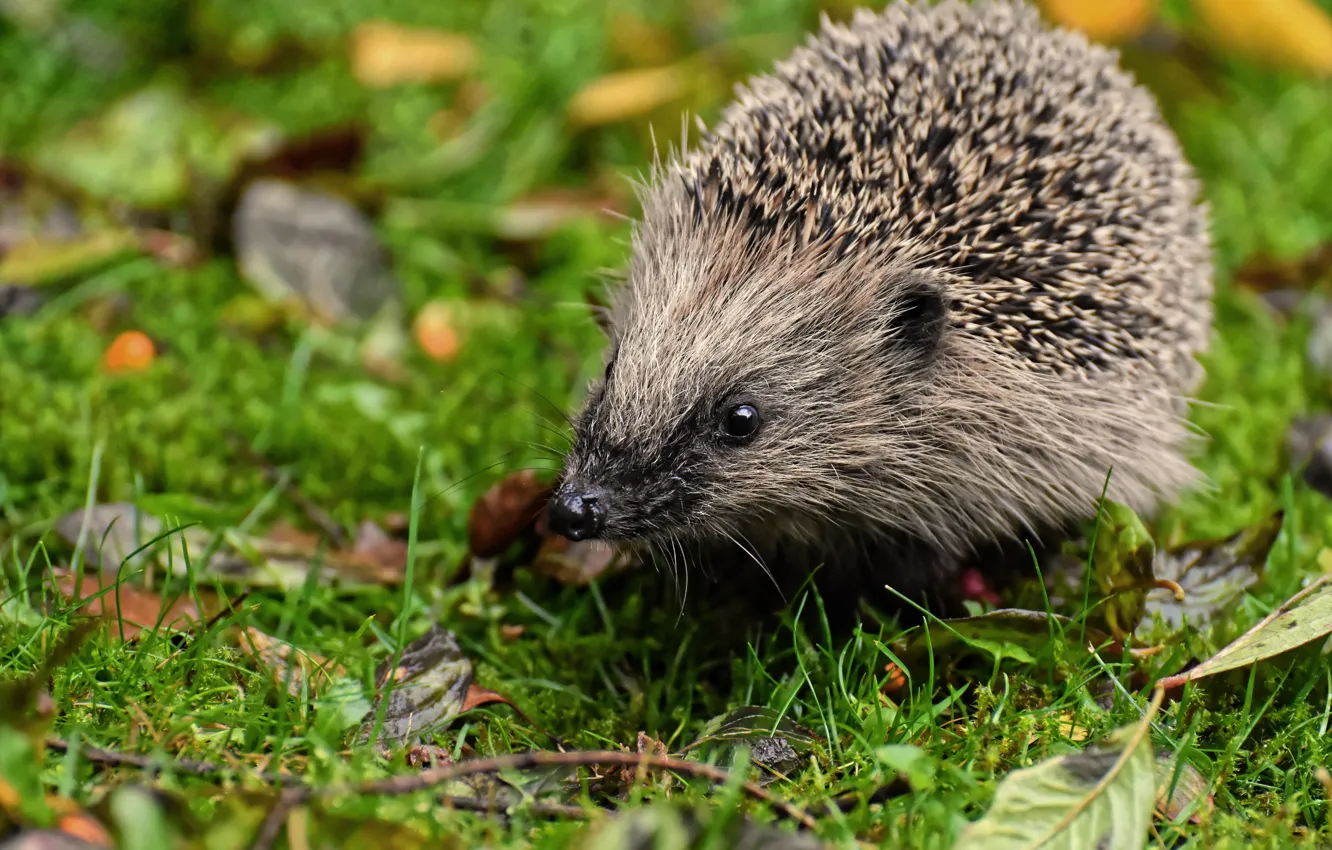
[548,482,608,541]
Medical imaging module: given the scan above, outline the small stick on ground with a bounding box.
[46,737,290,783]
[249,749,818,849]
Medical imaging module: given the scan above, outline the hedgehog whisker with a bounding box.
[723,524,785,605]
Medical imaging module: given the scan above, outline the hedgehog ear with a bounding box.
[884,274,948,365]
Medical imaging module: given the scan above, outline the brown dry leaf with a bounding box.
[461,683,515,713]
[351,21,478,87]
[349,519,408,573]
[467,470,552,558]
[532,536,630,586]
[1191,0,1332,76]
[1234,244,1332,293]
[236,627,344,698]
[1155,753,1212,823]
[265,520,322,550]
[1039,0,1157,43]
[567,65,692,128]
[1058,713,1091,743]
[51,569,219,641]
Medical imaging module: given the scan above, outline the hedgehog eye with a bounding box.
[718,403,762,444]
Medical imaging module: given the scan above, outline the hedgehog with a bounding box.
[546,0,1213,613]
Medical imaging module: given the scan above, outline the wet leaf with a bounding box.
[0,230,140,287]
[1135,512,1282,639]
[1157,574,1332,689]
[1039,0,1157,43]
[360,625,476,747]
[53,503,211,573]
[52,504,405,589]
[1154,753,1212,823]
[1234,244,1332,293]
[895,610,1111,667]
[567,65,693,128]
[685,706,820,756]
[467,471,552,559]
[236,627,344,698]
[1090,501,1158,639]
[350,21,478,87]
[232,179,399,325]
[50,569,221,641]
[532,537,631,586]
[32,86,278,211]
[1191,0,1332,76]
[956,706,1159,849]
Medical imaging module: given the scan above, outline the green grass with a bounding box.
[2,0,1332,848]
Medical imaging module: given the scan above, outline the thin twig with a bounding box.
[47,738,818,845]
[259,749,818,832]
[46,737,290,783]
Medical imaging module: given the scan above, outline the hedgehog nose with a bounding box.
[548,485,606,541]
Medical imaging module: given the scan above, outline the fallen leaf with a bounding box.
[359,625,476,747]
[1157,574,1332,690]
[461,684,515,714]
[1135,512,1282,639]
[102,330,156,374]
[53,503,212,573]
[51,569,219,641]
[567,65,692,128]
[236,627,344,698]
[1090,501,1159,639]
[1234,244,1332,293]
[54,812,111,847]
[32,86,279,211]
[1154,752,1212,823]
[468,471,552,559]
[1039,0,1157,43]
[1190,0,1332,76]
[0,230,140,287]
[956,695,1161,849]
[532,537,630,586]
[348,519,408,574]
[684,706,821,756]
[52,504,404,589]
[350,21,478,87]
[232,179,399,325]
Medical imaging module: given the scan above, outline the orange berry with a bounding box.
[414,301,461,361]
[103,330,156,373]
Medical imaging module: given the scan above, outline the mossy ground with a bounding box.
[2,0,1332,848]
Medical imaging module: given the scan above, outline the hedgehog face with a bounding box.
[548,233,953,549]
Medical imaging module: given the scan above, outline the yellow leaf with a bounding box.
[1041,0,1158,43]
[350,20,478,88]
[567,65,691,128]
[1191,0,1332,76]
